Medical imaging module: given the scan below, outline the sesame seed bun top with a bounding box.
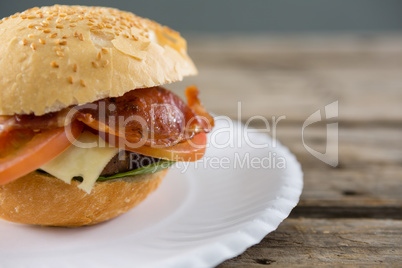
[0,5,197,115]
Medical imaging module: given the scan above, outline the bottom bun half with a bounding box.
[0,169,167,227]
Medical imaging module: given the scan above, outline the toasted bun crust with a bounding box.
[0,169,167,227]
[0,5,197,115]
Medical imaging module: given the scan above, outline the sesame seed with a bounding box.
[92,61,99,68]
[73,64,78,72]
[21,39,28,46]
[80,79,86,87]
[1,5,157,67]
[59,40,67,45]
[28,34,35,38]
[30,43,36,50]
[51,61,59,68]
[68,76,73,84]
[62,35,68,39]
[56,51,64,57]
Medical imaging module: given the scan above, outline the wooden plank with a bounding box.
[187,35,402,54]
[299,167,402,207]
[170,35,402,122]
[264,124,402,208]
[218,218,402,267]
[274,124,402,169]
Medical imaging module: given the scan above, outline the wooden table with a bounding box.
[175,35,402,266]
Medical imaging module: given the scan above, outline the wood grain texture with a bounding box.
[218,218,402,267]
[178,35,402,123]
[177,35,402,266]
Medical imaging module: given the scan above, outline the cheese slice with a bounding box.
[40,131,119,194]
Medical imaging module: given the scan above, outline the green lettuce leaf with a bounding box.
[97,160,175,182]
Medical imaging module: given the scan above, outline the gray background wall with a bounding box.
[1,0,402,33]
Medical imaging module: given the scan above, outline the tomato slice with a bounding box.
[0,121,83,185]
[102,132,207,162]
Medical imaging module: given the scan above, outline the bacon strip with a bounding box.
[76,86,213,147]
[0,86,214,147]
[0,109,71,133]
[185,85,215,130]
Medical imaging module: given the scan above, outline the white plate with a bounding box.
[0,118,303,268]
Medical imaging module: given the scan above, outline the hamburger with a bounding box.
[0,5,214,226]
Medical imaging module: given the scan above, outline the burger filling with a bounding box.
[0,86,214,193]
[100,151,163,178]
